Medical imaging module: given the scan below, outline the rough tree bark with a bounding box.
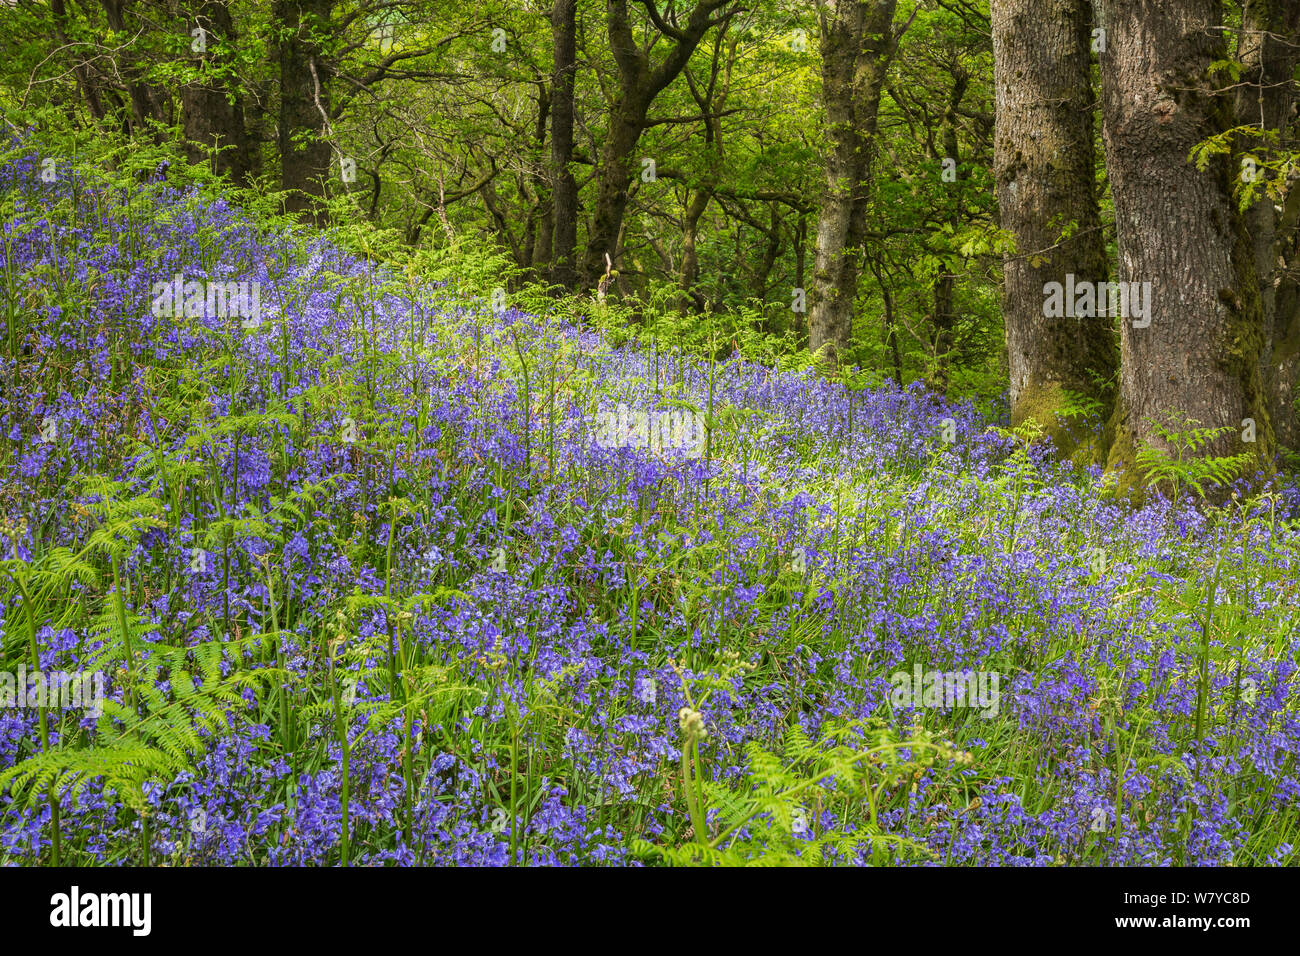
[991,0,1116,459]
[808,0,904,367]
[1098,0,1274,487]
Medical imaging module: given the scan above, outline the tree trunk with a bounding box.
[927,68,969,395]
[992,0,1115,459]
[869,255,903,386]
[808,0,901,367]
[1235,0,1300,454]
[755,202,782,300]
[182,0,256,187]
[579,1,736,290]
[1098,0,1274,488]
[794,210,808,346]
[524,85,552,275]
[53,0,107,123]
[929,271,956,393]
[550,0,580,289]
[100,0,165,138]
[679,186,712,310]
[275,0,333,225]
[1270,175,1300,455]
[581,97,649,288]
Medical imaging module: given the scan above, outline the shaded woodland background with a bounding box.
[4,0,1300,493]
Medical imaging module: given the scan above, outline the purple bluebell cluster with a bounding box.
[1,149,1297,866]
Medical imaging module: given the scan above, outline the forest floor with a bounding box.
[2,153,1298,866]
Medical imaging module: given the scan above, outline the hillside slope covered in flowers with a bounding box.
[2,151,1298,866]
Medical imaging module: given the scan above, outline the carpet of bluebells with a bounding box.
[2,147,1299,866]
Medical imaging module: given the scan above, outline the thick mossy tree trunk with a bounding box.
[1098,0,1274,490]
[807,0,901,367]
[992,0,1116,462]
